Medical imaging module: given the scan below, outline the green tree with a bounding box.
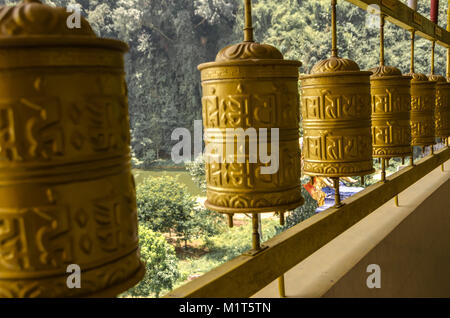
[282,186,318,230]
[185,154,207,192]
[122,225,179,298]
[136,176,223,247]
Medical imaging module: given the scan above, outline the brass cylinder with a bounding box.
[406,73,437,147]
[198,43,304,214]
[301,57,374,177]
[429,75,450,139]
[0,1,143,297]
[370,66,412,158]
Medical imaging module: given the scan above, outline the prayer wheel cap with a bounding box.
[404,72,429,82]
[310,56,360,74]
[428,74,447,83]
[215,41,284,62]
[369,65,403,78]
[0,0,127,51]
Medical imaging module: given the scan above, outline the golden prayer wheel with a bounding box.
[198,30,303,218]
[370,67,412,159]
[301,0,373,206]
[198,0,304,245]
[0,0,144,297]
[428,74,450,139]
[406,73,437,147]
[301,58,374,178]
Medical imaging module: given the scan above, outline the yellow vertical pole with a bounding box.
[244,0,254,42]
[278,275,286,298]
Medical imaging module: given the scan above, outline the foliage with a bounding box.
[121,225,179,298]
[136,176,223,246]
[203,218,280,261]
[185,154,207,192]
[281,186,318,230]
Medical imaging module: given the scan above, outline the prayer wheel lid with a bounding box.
[215,41,284,62]
[0,0,127,51]
[310,56,360,74]
[199,40,301,70]
[404,72,429,82]
[428,74,447,83]
[369,65,404,78]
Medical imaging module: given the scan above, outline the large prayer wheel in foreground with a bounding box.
[0,0,143,297]
[428,74,450,139]
[370,66,412,159]
[198,42,304,215]
[301,57,374,177]
[406,73,437,147]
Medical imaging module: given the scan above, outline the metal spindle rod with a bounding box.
[227,214,234,228]
[380,14,385,66]
[244,0,254,42]
[333,177,342,207]
[252,213,261,251]
[410,30,415,73]
[331,0,338,57]
[447,0,450,78]
[431,41,435,75]
[381,158,386,182]
[279,212,285,226]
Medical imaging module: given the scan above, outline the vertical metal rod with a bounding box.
[410,154,414,166]
[331,0,338,57]
[227,214,234,228]
[395,195,399,207]
[410,30,415,74]
[380,14,385,66]
[279,212,285,226]
[447,0,450,79]
[381,158,386,182]
[252,213,261,251]
[278,275,286,298]
[360,175,365,187]
[402,157,405,165]
[431,145,435,155]
[333,177,342,207]
[431,41,436,75]
[244,0,254,42]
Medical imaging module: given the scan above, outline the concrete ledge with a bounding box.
[253,159,450,298]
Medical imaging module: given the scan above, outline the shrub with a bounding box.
[185,154,207,192]
[136,176,223,246]
[122,225,179,298]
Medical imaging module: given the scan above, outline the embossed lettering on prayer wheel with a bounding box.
[428,75,450,139]
[0,0,144,297]
[406,73,437,146]
[301,57,374,177]
[370,66,412,158]
[198,42,304,214]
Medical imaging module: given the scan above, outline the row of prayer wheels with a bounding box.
[199,0,450,253]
